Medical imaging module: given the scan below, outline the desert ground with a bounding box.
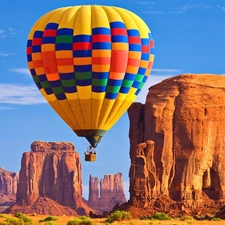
[0,214,225,225]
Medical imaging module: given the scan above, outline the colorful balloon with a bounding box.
[26,5,154,147]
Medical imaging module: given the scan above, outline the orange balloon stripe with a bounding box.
[33,60,43,68]
[92,57,111,65]
[42,51,56,60]
[127,58,140,67]
[46,72,60,81]
[109,72,125,80]
[44,66,58,74]
[56,50,73,58]
[56,58,73,66]
[73,57,92,65]
[110,50,128,73]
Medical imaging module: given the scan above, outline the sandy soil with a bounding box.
[0,214,224,225]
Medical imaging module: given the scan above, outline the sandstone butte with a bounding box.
[5,141,94,216]
[0,168,18,212]
[127,74,225,217]
[85,173,126,213]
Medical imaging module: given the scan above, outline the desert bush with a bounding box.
[140,212,170,221]
[6,218,24,225]
[105,210,131,223]
[152,212,170,220]
[39,216,58,222]
[43,222,59,225]
[180,215,193,221]
[14,212,32,224]
[149,222,156,225]
[212,217,222,221]
[0,222,7,225]
[67,218,92,225]
[0,214,6,218]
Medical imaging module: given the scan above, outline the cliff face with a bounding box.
[6,141,92,215]
[128,74,225,213]
[0,168,18,212]
[16,141,82,210]
[87,173,126,212]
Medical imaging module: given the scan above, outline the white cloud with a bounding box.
[136,1,155,5]
[0,29,6,39]
[142,10,164,14]
[0,83,46,105]
[169,10,185,14]
[0,27,21,39]
[0,106,14,110]
[0,52,15,57]
[151,68,180,73]
[11,68,31,75]
[180,3,211,11]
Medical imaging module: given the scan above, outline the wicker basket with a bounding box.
[85,153,97,162]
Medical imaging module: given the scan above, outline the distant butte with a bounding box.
[5,141,94,216]
[85,173,126,213]
[0,168,18,212]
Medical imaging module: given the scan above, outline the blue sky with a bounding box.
[1,0,225,200]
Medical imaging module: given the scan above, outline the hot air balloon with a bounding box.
[26,5,154,160]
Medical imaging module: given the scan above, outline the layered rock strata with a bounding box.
[7,141,91,215]
[0,168,18,212]
[128,74,225,213]
[87,173,126,212]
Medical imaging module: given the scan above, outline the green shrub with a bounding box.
[140,215,151,220]
[14,212,32,224]
[140,213,170,221]
[67,218,92,225]
[212,217,222,221]
[78,216,91,221]
[104,222,110,225]
[149,222,156,225]
[152,212,170,220]
[105,211,131,223]
[180,215,193,221]
[0,222,7,225]
[39,216,58,222]
[6,218,24,225]
[44,222,59,225]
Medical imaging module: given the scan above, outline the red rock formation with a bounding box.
[87,173,126,212]
[88,176,99,209]
[128,74,225,214]
[0,168,18,212]
[7,141,92,215]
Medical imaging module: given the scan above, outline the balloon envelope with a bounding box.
[26,5,154,147]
